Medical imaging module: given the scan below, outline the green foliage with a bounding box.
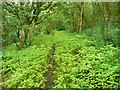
[2,2,119,89]
[53,35,119,88]
[2,31,119,88]
[55,20,66,31]
[2,45,51,88]
[109,29,120,47]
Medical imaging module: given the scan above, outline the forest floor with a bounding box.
[2,30,120,88]
[44,43,56,88]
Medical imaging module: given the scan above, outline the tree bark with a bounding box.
[101,16,105,39]
[106,16,110,36]
[19,30,25,48]
[79,3,84,34]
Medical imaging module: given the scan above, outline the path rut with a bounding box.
[44,44,56,88]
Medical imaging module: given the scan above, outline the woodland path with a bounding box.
[44,43,56,88]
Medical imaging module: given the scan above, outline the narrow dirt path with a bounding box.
[44,43,56,88]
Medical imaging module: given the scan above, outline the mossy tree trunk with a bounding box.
[19,29,25,49]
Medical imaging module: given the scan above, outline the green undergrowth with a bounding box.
[32,31,76,46]
[2,45,51,88]
[54,35,120,88]
[2,30,120,88]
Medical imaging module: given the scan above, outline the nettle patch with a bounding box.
[53,37,119,88]
[2,45,51,88]
[2,33,120,88]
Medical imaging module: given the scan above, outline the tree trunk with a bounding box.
[28,29,33,45]
[36,25,41,32]
[74,13,77,32]
[19,30,25,48]
[106,16,110,36]
[101,16,105,39]
[79,3,84,34]
[24,30,29,45]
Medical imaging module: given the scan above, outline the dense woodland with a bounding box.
[1,1,120,89]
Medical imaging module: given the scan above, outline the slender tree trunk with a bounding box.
[101,16,105,39]
[71,13,74,33]
[74,13,77,32]
[106,16,110,36]
[79,3,84,33]
[19,30,25,48]
[36,25,41,32]
[28,22,34,45]
[28,29,33,45]
[24,30,29,45]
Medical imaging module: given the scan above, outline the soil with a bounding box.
[44,44,56,88]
